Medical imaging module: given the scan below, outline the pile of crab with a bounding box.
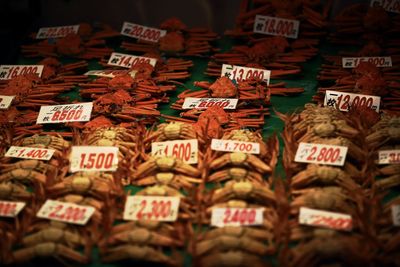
[121,17,219,57]
[21,23,118,59]
[276,104,379,266]
[314,61,400,113]
[188,128,279,267]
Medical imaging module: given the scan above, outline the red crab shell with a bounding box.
[209,76,237,98]
[159,32,185,53]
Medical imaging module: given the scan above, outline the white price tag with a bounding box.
[324,90,381,112]
[182,97,238,109]
[294,142,348,166]
[211,207,264,227]
[0,95,15,109]
[5,146,55,161]
[36,102,93,124]
[84,69,137,78]
[299,207,352,231]
[0,201,26,218]
[378,150,400,164]
[342,57,392,68]
[107,52,157,68]
[253,15,300,39]
[69,146,119,172]
[37,200,95,225]
[371,0,400,14]
[151,139,198,164]
[0,65,44,80]
[391,205,400,226]
[123,196,180,222]
[211,139,260,154]
[221,64,270,85]
[121,22,166,42]
[36,25,80,39]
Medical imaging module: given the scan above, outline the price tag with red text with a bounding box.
[0,95,14,109]
[294,142,348,166]
[152,139,198,164]
[324,90,381,112]
[342,57,392,68]
[211,207,264,227]
[211,139,260,154]
[36,102,93,124]
[0,201,26,218]
[36,24,80,39]
[84,69,137,78]
[299,207,352,231]
[182,97,238,109]
[371,0,400,14]
[121,22,166,42]
[221,64,270,85]
[0,65,44,80]
[37,200,95,225]
[5,146,55,161]
[253,15,300,39]
[107,52,157,68]
[123,196,180,222]
[391,205,400,226]
[69,146,119,172]
[378,150,400,164]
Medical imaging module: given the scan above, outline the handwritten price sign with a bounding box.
[182,97,238,109]
[36,102,93,124]
[295,142,348,166]
[324,90,381,112]
[36,25,80,39]
[211,207,264,227]
[69,146,119,172]
[123,196,180,222]
[152,139,198,164]
[0,95,14,109]
[121,22,166,42]
[5,146,55,161]
[221,64,271,85]
[299,207,353,231]
[378,150,400,164]
[84,69,137,78]
[253,15,300,39]
[371,0,400,13]
[0,201,26,218]
[37,200,95,225]
[211,139,260,154]
[0,65,44,80]
[107,52,157,68]
[342,57,392,68]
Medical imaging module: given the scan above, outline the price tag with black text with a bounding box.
[211,139,260,154]
[121,22,166,42]
[182,97,238,109]
[84,69,137,78]
[69,146,119,172]
[392,205,400,226]
[107,52,157,68]
[211,207,264,227]
[152,139,198,164]
[37,200,95,225]
[378,150,400,164]
[221,64,270,84]
[253,15,300,39]
[371,0,400,13]
[36,25,80,39]
[5,146,55,161]
[294,142,348,166]
[123,196,180,221]
[0,65,44,80]
[299,207,352,231]
[324,90,380,112]
[0,95,15,109]
[342,57,392,68]
[36,102,93,124]
[0,201,26,218]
